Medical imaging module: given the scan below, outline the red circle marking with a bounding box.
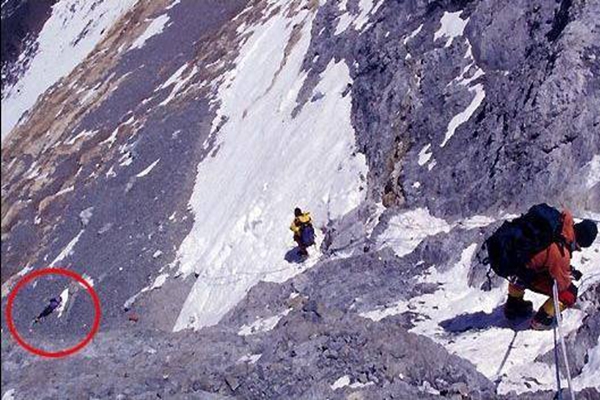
[5,267,101,358]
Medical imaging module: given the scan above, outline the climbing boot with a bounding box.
[530,309,555,331]
[298,247,309,257]
[503,296,533,320]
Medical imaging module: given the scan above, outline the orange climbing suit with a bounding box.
[508,210,578,316]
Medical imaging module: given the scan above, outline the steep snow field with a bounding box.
[174,1,368,331]
[434,11,468,48]
[129,14,170,51]
[1,0,139,140]
[368,210,600,394]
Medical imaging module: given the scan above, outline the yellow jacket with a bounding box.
[290,212,312,234]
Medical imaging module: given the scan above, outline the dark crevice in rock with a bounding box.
[546,0,572,42]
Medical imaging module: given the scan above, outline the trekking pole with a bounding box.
[552,280,575,400]
[494,330,518,388]
[553,321,562,400]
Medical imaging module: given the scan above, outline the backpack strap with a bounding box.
[552,213,570,258]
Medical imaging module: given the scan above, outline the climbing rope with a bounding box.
[552,280,576,400]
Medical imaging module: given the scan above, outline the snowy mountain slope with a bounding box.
[2,0,600,398]
[174,0,367,331]
[1,0,141,141]
[1,0,251,332]
[1,0,57,92]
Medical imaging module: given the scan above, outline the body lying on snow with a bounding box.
[32,296,62,325]
[486,203,598,330]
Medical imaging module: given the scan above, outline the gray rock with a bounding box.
[224,375,240,392]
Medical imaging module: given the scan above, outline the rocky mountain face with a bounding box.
[2,0,599,399]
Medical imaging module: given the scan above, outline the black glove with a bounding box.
[571,266,583,281]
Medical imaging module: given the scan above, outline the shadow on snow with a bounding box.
[284,247,309,264]
[439,305,531,333]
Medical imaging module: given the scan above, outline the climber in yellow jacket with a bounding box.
[290,207,315,256]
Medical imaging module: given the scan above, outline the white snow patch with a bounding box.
[331,375,351,390]
[335,11,353,35]
[350,381,375,389]
[100,115,135,148]
[17,265,34,277]
[79,85,100,104]
[403,24,423,45]
[412,181,421,189]
[375,210,499,261]
[166,0,181,10]
[417,144,432,166]
[119,152,134,167]
[459,66,485,87]
[574,341,600,390]
[135,159,160,178]
[238,309,291,336]
[25,161,47,179]
[360,298,409,322]
[152,250,163,259]
[575,211,600,224]
[106,166,117,178]
[156,65,187,92]
[585,154,600,189]
[434,11,468,48]
[79,207,94,226]
[1,0,139,140]
[56,287,70,318]
[100,127,120,148]
[150,273,168,290]
[238,353,262,364]
[335,0,382,34]
[174,8,367,331]
[55,185,75,198]
[158,66,198,107]
[440,83,485,147]
[1,389,16,400]
[377,208,451,257]
[123,273,169,309]
[354,0,383,31]
[50,230,84,266]
[130,14,170,50]
[66,129,96,145]
[457,215,497,229]
[24,162,41,179]
[452,40,485,87]
[364,202,386,239]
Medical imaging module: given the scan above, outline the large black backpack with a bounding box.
[300,223,315,247]
[485,203,565,279]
